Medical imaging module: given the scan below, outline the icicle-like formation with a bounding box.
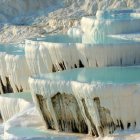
[0,52,8,93]
[67,27,83,38]
[0,92,32,122]
[25,40,47,75]
[5,54,30,92]
[0,44,30,93]
[81,10,140,44]
[25,38,140,75]
[29,67,140,137]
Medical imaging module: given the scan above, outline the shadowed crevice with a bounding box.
[81,98,98,136]
[36,94,55,130]
[52,93,88,133]
[0,76,13,93]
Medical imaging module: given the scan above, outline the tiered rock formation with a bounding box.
[0,9,140,138]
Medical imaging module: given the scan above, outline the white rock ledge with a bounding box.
[0,44,30,93]
[25,36,140,75]
[82,9,140,43]
[0,92,32,122]
[29,67,140,137]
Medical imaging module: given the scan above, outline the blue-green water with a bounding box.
[31,34,140,45]
[0,44,24,55]
[39,67,140,84]
[96,9,140,20]
[34,35,82,43]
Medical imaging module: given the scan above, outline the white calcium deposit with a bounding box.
[25,37,140,75]
[0,0,140,139]
[81,10,140,44]
[0,92,32,122]
[0,0,140,44]
[0,44,30,93]
[24,9,140,75]
[29,67,140,136]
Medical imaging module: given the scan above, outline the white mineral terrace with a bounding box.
[0,9,140,94]
[0,44,30,93]
[0,8,140,139]
[25,35,140,75]
[1,32,140,93]
[29,66,140,137]
[0,92,32,122]
[82,9,140,44]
